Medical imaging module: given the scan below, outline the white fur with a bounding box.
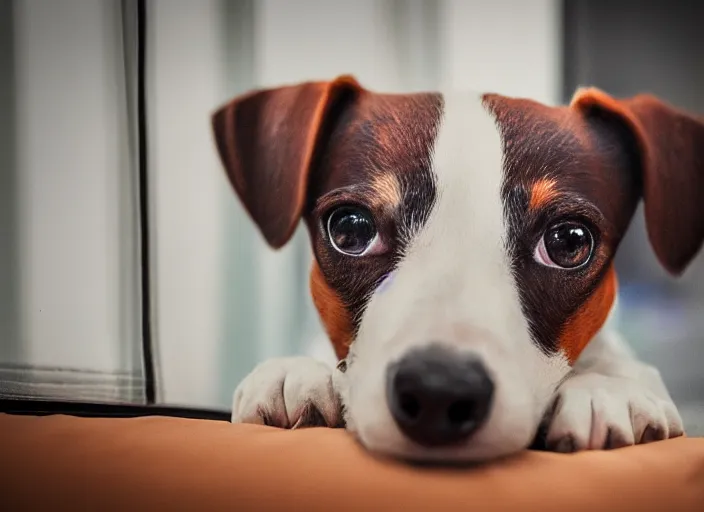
[547,329,684,449]
[336,94,569,461]
[231,357,341,428]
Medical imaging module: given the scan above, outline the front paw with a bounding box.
[232,357,343,429]
[543,373,684,452]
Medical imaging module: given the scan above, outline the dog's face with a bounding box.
[212,77,704,461]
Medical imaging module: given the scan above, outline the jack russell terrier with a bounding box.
[211,76,703,462]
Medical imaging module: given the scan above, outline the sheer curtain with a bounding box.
[0,0,143,402]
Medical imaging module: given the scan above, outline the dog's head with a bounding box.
[212,77,704,461]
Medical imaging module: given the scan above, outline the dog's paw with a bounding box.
[231,357,343,429]
[544,373,684,452]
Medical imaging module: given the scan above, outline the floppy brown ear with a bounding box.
[211,76,361,248]
[571,87,704,275]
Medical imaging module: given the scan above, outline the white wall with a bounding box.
[148,0,228,405]
[439,0,560,105]
[256,0,401,89]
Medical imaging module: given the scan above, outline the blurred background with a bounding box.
[0,0,702,433]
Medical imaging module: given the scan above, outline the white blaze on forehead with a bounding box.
[414,93,523,341]
[357,93,529,349]
[341,92,569,461]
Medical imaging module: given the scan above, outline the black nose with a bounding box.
[386,345,494,447]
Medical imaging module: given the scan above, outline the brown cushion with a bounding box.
[1,413,704,511]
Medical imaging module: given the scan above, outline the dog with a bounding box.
[211,76,703,462]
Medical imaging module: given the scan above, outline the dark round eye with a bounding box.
[327,206,377,256]
[538,222,594,269]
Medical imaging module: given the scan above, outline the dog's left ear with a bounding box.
[571,88,704,275]
[211,76,361,249]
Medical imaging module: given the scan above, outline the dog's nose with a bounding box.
[386,345,494,447]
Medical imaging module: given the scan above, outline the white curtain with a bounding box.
[0,0,143,402]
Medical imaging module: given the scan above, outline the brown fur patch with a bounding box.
[484,93,640,356]
[559,266,618,364]
[309,262,353,359]
[370,173,402,210]
[214,77,441,361]
[304,89,442,358]
[529,178,559,210]
[211,76,361,248]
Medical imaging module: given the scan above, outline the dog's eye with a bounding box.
[534,222,594,269]
[327,206,377,256]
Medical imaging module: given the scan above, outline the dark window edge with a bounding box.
[0,398,231,421]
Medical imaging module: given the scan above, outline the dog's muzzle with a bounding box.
[385,344,495,447]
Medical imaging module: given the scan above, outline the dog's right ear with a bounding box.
[211,76,361,248]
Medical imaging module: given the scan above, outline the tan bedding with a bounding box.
[1,413,704,511]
